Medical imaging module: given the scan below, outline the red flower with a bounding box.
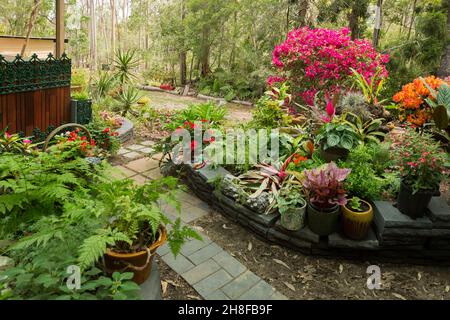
[190,140,198,151]
[102,127,111,134]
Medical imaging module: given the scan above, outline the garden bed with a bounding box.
[164,161,450,265]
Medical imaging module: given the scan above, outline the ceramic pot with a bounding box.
[307,202,340,236]
[342,200,373,240]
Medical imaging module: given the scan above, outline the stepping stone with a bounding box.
[143,168,163,180]
[139,147,154,154]
[181,203,210,223]
[212,251,247,278]
[127,144,146,151]
[193,269,233,297]
[140,140,156,146]
[131,174,148,186]
[187,242,223,265]
[182,259,221,284]
[238,280,276,300]
[117,148,130,155]
[181,238,212,256]
[113,165,137,178]
[222,270,261,299]
[204,290,230,300]
[162,253,195,274]
[123,151,141,159]
[125,157,159,173]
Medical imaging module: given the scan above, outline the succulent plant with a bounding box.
[339,92,373,121]
[302,162,351,208]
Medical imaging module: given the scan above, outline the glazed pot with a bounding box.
[307,202,340,236]
[397,181,438,219]
[104,226,167,285]
[280,203,307,231]
[319,145,349,163]
[342,200,373,240]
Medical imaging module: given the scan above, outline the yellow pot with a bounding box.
[342,200,373,240]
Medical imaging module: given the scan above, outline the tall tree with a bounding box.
[21,0,41,56]
[89,0,98,71]
[373,0,383,48]
[180,0,187,85]
[438,0,450,77]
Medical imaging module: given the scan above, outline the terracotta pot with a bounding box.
[307,202,340,236]
[104,226,167,285]
[342,200,373,240]
[397,181,438,219]
[280,203,307,231]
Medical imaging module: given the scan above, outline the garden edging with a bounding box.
[163,161,450,265]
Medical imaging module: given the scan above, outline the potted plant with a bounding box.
[79,177,200,284]
[316,121,359,162]
[392,128,447,218]
[71,91,93,125]
[275,182,307,231]
[302,162,351,236]
[342,196,373,240]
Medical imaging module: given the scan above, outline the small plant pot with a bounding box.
[307,202,340,236]
[397,181,438,219]
[104,226,167,285]
[319,145,349,163]
[342,200,373,240]
[280,204,307,231]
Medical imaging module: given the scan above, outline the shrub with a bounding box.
[269,27,389,105]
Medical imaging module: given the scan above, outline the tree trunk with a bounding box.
[297,0,309,27]
[438,0,450,77]
[21,0,41,56]
[89,0,98,72]
[372,0,383,48]
[180,0,187,85]
[407,0,418,40]
[349,1,359,40]
[200,28,210,77]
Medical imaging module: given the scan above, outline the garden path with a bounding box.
[112,140,287,300]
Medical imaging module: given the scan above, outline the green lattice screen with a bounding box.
[0,53,71,95]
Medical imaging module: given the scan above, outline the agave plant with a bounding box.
[112,49,140,85]
[302,162,351,208]
[115,86,142,117]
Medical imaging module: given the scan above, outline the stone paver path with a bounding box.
[113,139,287,300]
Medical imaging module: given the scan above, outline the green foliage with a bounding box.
[339,92,372,121]
[316,122,359,151]
[114,86,142,117]
[72,90,90,101]
[251,97,292,129]
[92,72,116,99]
[347,196,363,212]
[341,113,386,145]
[166,102,227,131]
[71,69,89,88]
[112,49,140,85]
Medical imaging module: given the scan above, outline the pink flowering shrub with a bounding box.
[269,27,390,105]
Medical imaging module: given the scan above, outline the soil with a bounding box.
[156,257,203,300]
[193,211,450,300]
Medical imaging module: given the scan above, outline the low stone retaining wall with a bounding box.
[163,161,450,265]
[116,117,134,144]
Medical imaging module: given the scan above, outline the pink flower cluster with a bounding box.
[270,27,389,105]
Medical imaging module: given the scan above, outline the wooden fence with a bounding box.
[0,53,71,136]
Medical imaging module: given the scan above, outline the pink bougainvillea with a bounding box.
[269,27,389,105]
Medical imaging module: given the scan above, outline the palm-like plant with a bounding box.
[112,49,140,85]
[93,71,115,99]
[115,86,142,117]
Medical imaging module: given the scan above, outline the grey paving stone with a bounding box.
[193,269,233,297]
[181,259,221,284]
[238,280,276,300]
[373,201,432,233]
[182,204,210,223]
[428,197,450,222]
[123,151,141,159]
[204,290,230,300]
[117,148,130,155]
[328,228,379,250]
[270,291,289,300]
[212,251,247,277]
[188,242,223,265]
[222,270,261,299]
[157,243,170,256]
[140,140,156,146]
[127,144,146,151]
[139,147,154,154]
[181,238,211,256]
[162,253,195,274]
